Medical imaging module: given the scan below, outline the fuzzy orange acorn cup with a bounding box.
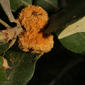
[18,5,54,53]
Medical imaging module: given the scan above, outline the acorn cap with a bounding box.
[18,5,49,33]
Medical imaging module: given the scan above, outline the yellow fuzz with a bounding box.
[18,5,54,53]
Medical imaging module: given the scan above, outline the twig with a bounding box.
[0,19,23,43]
[33,52,44,62]
[0,19,10,28]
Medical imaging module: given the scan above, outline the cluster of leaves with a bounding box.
[0,0,85,85]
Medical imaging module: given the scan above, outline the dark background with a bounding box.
[28,35,85,85]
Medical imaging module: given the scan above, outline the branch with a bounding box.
[0,20,23,43]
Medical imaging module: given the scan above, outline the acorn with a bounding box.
[18,5,54,53]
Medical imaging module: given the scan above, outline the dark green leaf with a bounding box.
[34,0,59,12]
[10,0,32,12]
[57,0,85,54]
[59,32,85,54]
[0,44,39,85]
[58,16,85,54]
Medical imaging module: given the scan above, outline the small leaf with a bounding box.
[10,0,32,12]
[58,17,85,54]
[34,0,59,12]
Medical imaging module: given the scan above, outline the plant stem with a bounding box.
[0,19,10,28]
[0,21,23,43]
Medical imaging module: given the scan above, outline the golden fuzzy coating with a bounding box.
[18,5,49,32]
[18,31,54,53]
[18,5,54,53]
